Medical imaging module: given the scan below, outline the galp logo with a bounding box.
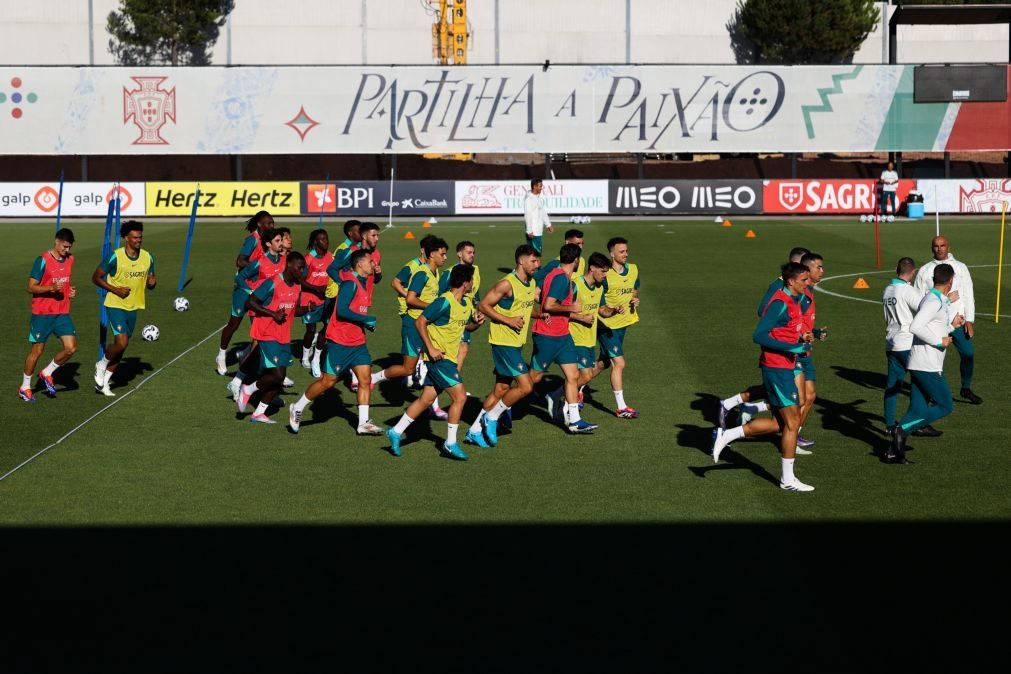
[123,76,176,145]
[34,186,59,212]
[777,182,805,211]
[105,186,133,211]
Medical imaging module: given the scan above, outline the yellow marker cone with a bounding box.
[853,278,870,289]
[745,229,756,238]
[723,220,733,227]
[404,231,415,240]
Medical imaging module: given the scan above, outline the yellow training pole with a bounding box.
[997,201,1007,324]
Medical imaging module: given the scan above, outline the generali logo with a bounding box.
[34,186,59,212]
[123,76,176,145]
[461,184,502,209]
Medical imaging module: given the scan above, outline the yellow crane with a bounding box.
[427,0,472,160]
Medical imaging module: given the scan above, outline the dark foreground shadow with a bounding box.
[2,523,1007,672]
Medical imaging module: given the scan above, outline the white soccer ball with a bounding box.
[887,215,895,223]
[859,214,868,223]
[174,296,190,312]
[141,324,160,342]
[569,215,577,224]
[583,216,592,224]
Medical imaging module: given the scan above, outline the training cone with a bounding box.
[404,231,415,240]
[745,229,756,238]
[853,277,870,289]
[723,220,733,227]
[422,219,432,228]
[714,216,723,223]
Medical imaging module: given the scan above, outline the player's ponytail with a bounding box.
[246,210,271,233]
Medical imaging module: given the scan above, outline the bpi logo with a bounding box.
[34,186,59,212]
[306,184,374,213]
[123,76,176,145]
[777,182,805,211]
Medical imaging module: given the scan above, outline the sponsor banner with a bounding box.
[763,179,916,214]
[0,182,145,217]
[918,179,1011,214]
[301,181,454,216]
[6,65,1008,154]
[609,180,762,215]
[455,180,608,215]
[145,182,300,216]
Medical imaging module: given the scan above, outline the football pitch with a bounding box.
[2,215,1010,525]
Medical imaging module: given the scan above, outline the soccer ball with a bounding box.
[569,215,578,224]
[859,214,868,223]
[141,324,160,342]
[887,215,895,223]
[174,296,190,312]
[582,216,592,224]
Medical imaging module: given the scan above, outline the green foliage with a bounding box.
[107,0,235,66]
[737,0,880,64]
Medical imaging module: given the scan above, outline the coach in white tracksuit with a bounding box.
[523,178,553,254]
[913,235,980,403]
[882,257,923,430]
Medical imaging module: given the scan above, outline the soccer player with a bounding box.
[216,211,274,375]
[594,236,641,418]
[888,264,965,464]
[386,264,482,460]
[91,220,156,397]
[298,228,334,376]
[20,228,78,402]
[236,252,308,424]
[289,249,383,435]
[523,178,553,254]
[439,240,481,372]
[913,235,981,404]
[795,252,829,450]
[466,244,542,448]
[533,228,586,284]
[528,243,597,433]
[327,222,382,389]
[319,220,362,340]
[711,262,816,492]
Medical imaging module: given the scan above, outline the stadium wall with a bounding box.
[1,1,1008,67]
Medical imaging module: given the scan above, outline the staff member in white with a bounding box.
[914,235,981,404]
[879,161,899,215]
[523,178,553,254]
[888,264,965,464]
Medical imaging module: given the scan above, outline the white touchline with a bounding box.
[0,325,226,484]
[817,264,1010,318]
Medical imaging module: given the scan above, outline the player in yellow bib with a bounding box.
[593,236,641,418]
[91,220,156,397]
[439,241,482,373]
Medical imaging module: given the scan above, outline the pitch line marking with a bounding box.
[0,325,225,484]
[817,264,1011,318]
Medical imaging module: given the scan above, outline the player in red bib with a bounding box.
[20,228,78,402]
[235,252,307,424]
[330,222,382,390]
[298,228,335,376]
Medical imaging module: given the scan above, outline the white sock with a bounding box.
[98,357,110,370]
[230,374,244,389]
[722,393,744,411]
[41,360,59,377]
[486,401,508,421]
[358,405,369,426]
[371,370,388,385]
[741,401,769,414]
[393,413,415,434]
[243,381,259,395]
[472,409,487,431]
[103,370,113,386]
[613,390,627,410]
[417,360,428,380]
[782,457,796,483]
[567,403,581,423]
[254,401,269,416]
[447,423,459,445]
[722,426,746,443]
[351,371,359,386]
[22,373,31,389]
[579,384,585,394]
[293,394,311,413]
[218,348,227,358]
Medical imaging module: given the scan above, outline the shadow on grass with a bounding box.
[678,424,781,488]
[109,357,153,388]
[812,395,892,460]
[54,362,81,392]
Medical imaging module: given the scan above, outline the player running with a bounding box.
[236,252,308,423]
[466,244,542,447]
[289,249,383,435]
[92,220,156,397]
[327,222,382,389]
[439,241,481,373]
[593,236,641,418]
[20,228,78,402]
[386,264,483,460]
[298,228,334,376]
[533,228,585,284]
[217,211,274,375]
[711,262,816,492]
[794,252,829,451]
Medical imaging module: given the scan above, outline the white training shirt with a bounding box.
[908,290,954,373]
[882,279,923,352]
[523,190,552,237]
[880,169,899,192]
[914,254,974,323]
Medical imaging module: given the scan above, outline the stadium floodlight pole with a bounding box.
[386,166,395,229]
[996,201,1007,325]
[318,173,329,228]
[177,183,200,294]
[55,169,64,234]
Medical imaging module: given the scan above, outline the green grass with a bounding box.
[2,216,1009,525]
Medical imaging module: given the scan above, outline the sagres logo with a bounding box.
[777,182,805,211]
[34,186,59,212]
[123,76,176,145]
[106,186,133,211]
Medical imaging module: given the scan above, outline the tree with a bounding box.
[107,0,235,66]
[736,0,880,64]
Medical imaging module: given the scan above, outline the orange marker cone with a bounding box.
[723,220,733,227]
[404,231,415,240]
[745,229,756,238]
[422,219,432,229]
[853,278,869,289]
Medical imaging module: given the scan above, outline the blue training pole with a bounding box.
[55,170,64,234]
[178,184,200,293]
[97,187,117,359]
[318,173,330,228]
